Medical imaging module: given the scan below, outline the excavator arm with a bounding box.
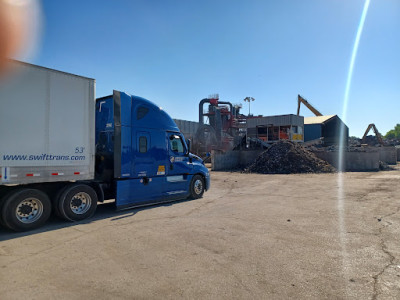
[361,124,384,145]
[297,95,323,116]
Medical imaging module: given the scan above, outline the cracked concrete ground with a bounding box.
[0,169,399,299]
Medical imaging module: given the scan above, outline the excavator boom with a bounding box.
[297,95,323,116]
[361,123,384,145]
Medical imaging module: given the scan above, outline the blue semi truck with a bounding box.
[0,61,210,231]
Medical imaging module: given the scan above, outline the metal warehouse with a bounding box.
[304,115,349,146]
[246,114,304,142]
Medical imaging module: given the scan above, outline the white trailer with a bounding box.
[0,61,96,231]
[0,61,95,184]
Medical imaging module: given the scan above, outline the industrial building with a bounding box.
[246,114,304,142]
[304,115,349,146]
[173,119,200,140]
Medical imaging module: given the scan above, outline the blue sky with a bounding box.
[25,0,399,137]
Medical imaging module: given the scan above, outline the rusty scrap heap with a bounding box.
[245,140,336,174]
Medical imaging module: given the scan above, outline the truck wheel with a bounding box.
[189,175,205,199]
[1,189,52,231]
[58,184,98,221]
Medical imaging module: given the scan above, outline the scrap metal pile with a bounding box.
[245,140,336,174]
[362,135,383,146]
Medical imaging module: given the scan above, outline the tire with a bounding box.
[57,184,98,222]
[189,175,205,199]
[0,197,7,228]
[53,185,69,219]
[1,189,52,231]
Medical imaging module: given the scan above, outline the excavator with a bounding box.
[361,124,384,145]
[297,94,323,116]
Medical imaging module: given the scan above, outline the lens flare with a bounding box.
[339,0,371,170]
[0,0,42,77]
[337,0,371,292]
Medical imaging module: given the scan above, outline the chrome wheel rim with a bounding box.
[194,179,203,195]
[70,192,91,215]
[16,198,43,224]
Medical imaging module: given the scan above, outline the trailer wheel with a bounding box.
[189,175,205,199]
[1,189,52,231]
[0,197,6,228]
[53,185,69,219]
[58,184,98,222]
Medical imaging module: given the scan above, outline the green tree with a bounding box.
[385,124,400,139]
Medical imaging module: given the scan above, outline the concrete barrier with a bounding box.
[312,150,379,171]
[379,147,397,165]
[346,151,380,171]
[397,147,400,161]
[212,150,264,171]
[213,148,382,172]
[211,150,240,171]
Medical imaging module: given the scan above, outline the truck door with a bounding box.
[115,130,165,208]
[165,133,193,197]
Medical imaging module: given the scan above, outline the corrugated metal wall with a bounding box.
[246,114,304,128]
[173,119,200,139]
[323,117,348,146]
[304,124,322,141]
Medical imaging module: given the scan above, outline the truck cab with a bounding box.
[0,61,209,231]
[95,90,210,209]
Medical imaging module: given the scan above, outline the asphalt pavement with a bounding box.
[1,169,399,299]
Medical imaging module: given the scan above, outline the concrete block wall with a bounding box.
[312,151,379,171]
[397,148,400,162]
[346,152,380,171]
[211,151,240,171]
[379,147,397,165]
[212,150,264,171]
[213,149,385,172]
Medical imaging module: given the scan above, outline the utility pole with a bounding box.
[244,97,255,116]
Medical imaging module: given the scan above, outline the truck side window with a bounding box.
[137,106,149,120]
[139,136,147,153]
[170,136,184,153]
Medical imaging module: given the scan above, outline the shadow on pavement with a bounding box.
[0,199,188,242]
